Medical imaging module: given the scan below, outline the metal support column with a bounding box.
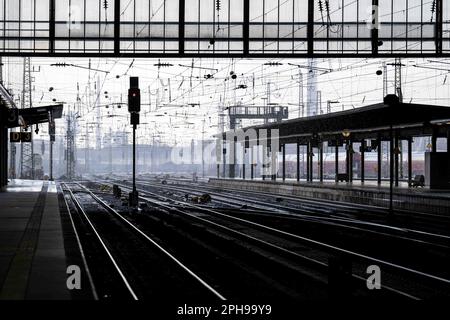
[242,147,246,180]
[222,141,226,178]
[432,129,437,153]
[319,142,323,182]
[311,145,314,182]
[349,142,353,182]
[394,133,399,187]
[345,142,350,182]
[335,145,339,182]
[49,138,53,181]
[296,141,300,182]
[361,140,365,183]
[250,146,254,180]
[282,144,286,181]
[262,145,266,181]
[377,137,382,185]
[0,126,7,189]
[389,126,394,214]
[271,146,276,181]
[230,139,236,178]
[447,128,450,152]
[306,142,311,182]
[408,138,413,187]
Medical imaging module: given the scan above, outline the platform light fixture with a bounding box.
[342,129,351,138]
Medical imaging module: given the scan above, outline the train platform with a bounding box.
[209,178,450,215]
[0,180,79,300]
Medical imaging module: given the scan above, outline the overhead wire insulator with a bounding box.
[103,0,109,9]
[216,0,221,11]
[318,0,325,25]
[325,0,332,26]
[430,0,436,22]
[264,62,283,66]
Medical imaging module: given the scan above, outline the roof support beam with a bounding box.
[0,83,16,108]
[49,0,55,53]
[114,0,121,55]
[307,0,314,56]
[435,0,443,54]
[179,0,185,54]
[371,0,379,55]
[243,0,250,56]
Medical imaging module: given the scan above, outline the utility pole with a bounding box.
[66,112,76,180]
[298,70,304,118]
[389,59,405,181]
[394,58,403,102]
[317,91,322,114]
[20,57,35,180]
[85,122,89,174]
[387,59,404,102]
[307,59,318,117]
[382,62,388,98]
[96,76,102,157]
[265,82,271,124]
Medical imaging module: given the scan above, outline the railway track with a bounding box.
[123,179,450,249]
[138,176,450,226]
[75,183,332,300]
[90,179,450,300]
[60,182,225,301]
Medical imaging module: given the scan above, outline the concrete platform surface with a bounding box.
[210,178,450,215]
[0,180,70,300]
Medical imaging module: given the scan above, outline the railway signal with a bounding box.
[128,77,140,207]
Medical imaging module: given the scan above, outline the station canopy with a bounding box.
[0,0,449,57]
[223,96,450,144]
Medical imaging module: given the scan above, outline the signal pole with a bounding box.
[128,77,141,207]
